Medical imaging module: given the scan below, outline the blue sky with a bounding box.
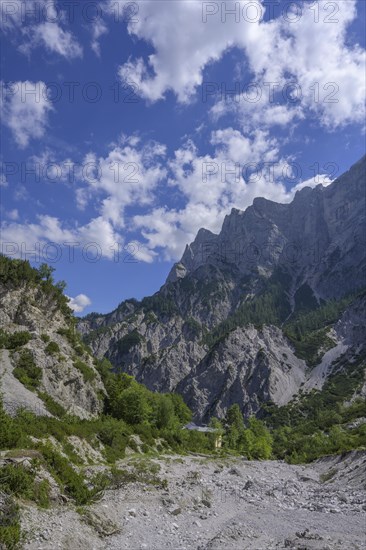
[1,0,365,314]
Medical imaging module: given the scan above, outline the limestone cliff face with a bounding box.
[167,155,366,302]
[177,325,307,421]
[80,156,366,420]
[0,281,105,418]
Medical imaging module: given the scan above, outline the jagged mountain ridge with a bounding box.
[168,155,365,299]
[79,156,366,421]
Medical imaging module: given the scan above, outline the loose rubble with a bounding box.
[20,451,366,549]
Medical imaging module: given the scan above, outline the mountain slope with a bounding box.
[0,257,105,418]
[80,156,366,420]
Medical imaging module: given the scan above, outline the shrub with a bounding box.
[74,345,84,357]
[73,360,96,383]
[13,350,42,390]
[40,334,50,343]
[37,392,67,418]
[0,462,50,509]
[62,442,84,465]
[0,256,72,320]
[0,330,32,350]
[0,400,22,450]
[184,318,202,337]
[39,443,94,505]
[0,495,22,549]
[115,330,144,356]
[97,418,131,462]
[32,479,51,508]
[0,329,8,349]
[0,464,36,499]
[45,341,60,355]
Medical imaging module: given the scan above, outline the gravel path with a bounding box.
[21,452,366,550]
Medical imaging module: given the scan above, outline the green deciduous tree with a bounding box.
[111,386,150,425]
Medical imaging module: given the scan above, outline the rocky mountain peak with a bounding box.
[80,156,366,421]
[167,156,366,301]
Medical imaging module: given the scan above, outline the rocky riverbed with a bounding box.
[20,451,366,550]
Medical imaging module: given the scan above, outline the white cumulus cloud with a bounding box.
[0,0,82,59]
[66,294,92,313]
[115,0,365,129]
[0,81,54,148]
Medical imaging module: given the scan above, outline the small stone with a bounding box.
[193,520,201,527]
[229,467,241,476]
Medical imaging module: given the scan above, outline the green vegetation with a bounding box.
[38,443,107,504]
[184,318,202,337]
[107,459,166,490]
[0,463,50,508]
[196,278,227,306]
[114,329,144,356]
[13,350,42,390]
[285,328,336,367]
[0,253,365,535]
[98,359,192,430]
[0,495,22,549]
[203,287,363,369]
[45,341,60,355]
[141,293,178,316]
[320,467,338,483]
[0,330,32,350]
[286,293,358,336]
[293,283,319,314]
[263,354,366,463]
[57,327,92,357]
[204,270,292,349]
[37,392,67,418]
[283,292,360,366]
[224,404,273,459]
[73,360,96,383]
[0,255,71,319]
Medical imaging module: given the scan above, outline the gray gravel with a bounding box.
[20,451,366,550]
